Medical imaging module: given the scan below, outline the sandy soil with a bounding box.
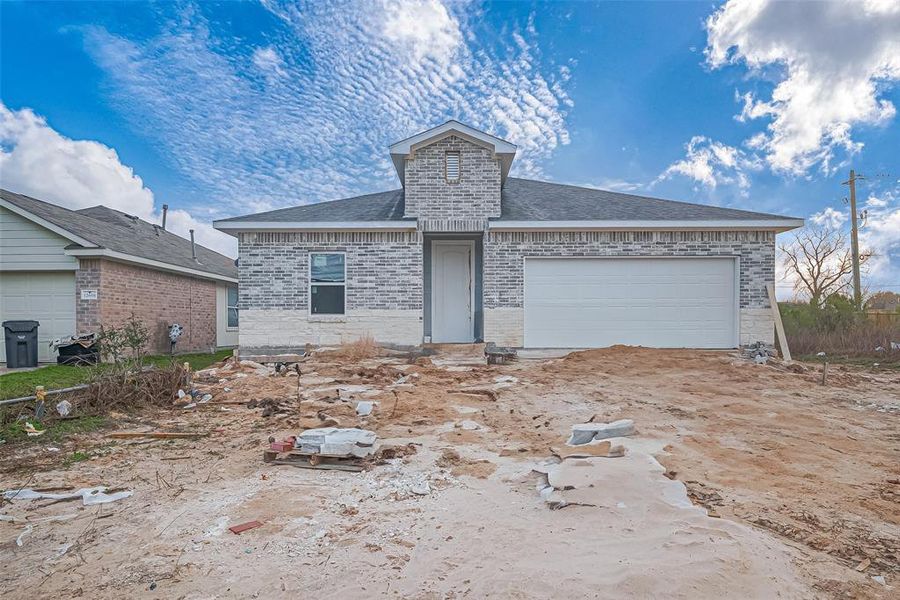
[0,346,897,599]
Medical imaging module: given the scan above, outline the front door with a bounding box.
[431,241,474,343]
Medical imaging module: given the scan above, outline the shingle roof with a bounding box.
[215,189,407,223]
[498,178,798,221]
[215,177,799,224]
[1,189,237,280]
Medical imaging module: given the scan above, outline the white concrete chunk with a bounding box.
[567,419,635,445]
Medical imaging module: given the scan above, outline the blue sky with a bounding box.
[1,0,898,294]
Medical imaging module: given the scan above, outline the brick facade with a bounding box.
[403,135,501,223]
[483,230,775,309]
[237,231,423,350]
[233,133,780,351]
[482,230,775,347]
[75,258,218,353]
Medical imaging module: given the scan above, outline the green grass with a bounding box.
[0,349,231,401]
[62,450,92,467]
[0,415,107,444]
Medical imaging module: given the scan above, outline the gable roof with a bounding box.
[389,120,517,185]
[1,189,238,282]
[214,177,802,233]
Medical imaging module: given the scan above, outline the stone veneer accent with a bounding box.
[75,258,217,353]
[482,230,776,347]
[237,231,423,349]
[403,135,501,221]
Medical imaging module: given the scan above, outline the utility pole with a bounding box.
[842,169,863,309]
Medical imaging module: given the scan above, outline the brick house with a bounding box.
[1,190,239,362]
[214,121,803,353]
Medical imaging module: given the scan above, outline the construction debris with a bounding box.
[229,520,263,535]
[567,419,635,445]
[295,427,377,458]
[3,486,133,506]
[551,441,626,459]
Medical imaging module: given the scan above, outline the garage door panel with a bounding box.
[1,272,76,363]
[524,257,736,349]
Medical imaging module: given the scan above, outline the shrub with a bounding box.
[780,296,900,359]
[97,313,151,368]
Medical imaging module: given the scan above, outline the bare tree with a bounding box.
[779,227,872,308]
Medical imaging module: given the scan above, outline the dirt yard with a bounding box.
[0,346,897,598]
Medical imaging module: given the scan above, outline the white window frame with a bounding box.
[445,151,460,183]
[308,252,347,315]
[226,285,239,330]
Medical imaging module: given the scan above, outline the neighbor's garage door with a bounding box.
[0,272,76,363]
[524,257,737,349]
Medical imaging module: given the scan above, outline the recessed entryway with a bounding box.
[431,240,475,343]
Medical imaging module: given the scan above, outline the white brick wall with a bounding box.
[240,309,422,350]
[740,308,775,345]
[484,307,524,347]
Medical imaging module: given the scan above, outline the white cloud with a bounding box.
[858,187,900,289]
[655,135,760,193]
[0,102,237,257]
[382,0,462,64]
[0,103,154,214]
[809,207,848,229]
[79,1,573,213]
[706,0,900,174]
[252,46,286,79]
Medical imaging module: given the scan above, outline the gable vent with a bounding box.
[445,152,460,183]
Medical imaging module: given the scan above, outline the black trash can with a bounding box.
[3,320,40,368]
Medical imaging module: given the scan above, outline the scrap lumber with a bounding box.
[766,283,792,362]
[271,458,364,472]
[106,431,209,440]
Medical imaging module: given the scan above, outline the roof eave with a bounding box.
[213,220,418,235]
[489,219,805,233]
[64,247,238,283]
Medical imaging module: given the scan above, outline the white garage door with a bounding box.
[0,272,76,363]
[524,257,737,349]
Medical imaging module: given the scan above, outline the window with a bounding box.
[227,286,239,328]
[445,151,460,183]
[310,253,345,314]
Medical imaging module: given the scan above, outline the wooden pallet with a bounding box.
[263,449,365,472]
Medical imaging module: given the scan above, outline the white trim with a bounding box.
[431,240,475,343]
[226,284,239,330]
[0,198,100,248]
[308,251,347,316]
[489,219,804,232]
[389,120,517,155]
[64,248,238,283]
[213,220,416,234]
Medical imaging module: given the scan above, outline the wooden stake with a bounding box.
[766,283,792,362]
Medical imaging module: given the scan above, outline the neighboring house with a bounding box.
[214,121,803,352]
[0,190,239,362]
